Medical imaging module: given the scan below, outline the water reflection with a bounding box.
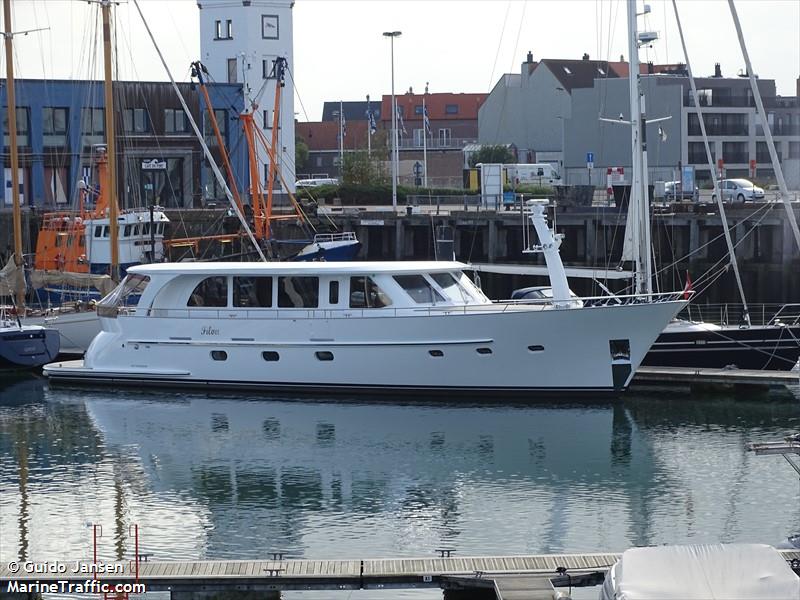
[0,376,797,569]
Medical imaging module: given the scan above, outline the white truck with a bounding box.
[505,163,561,186]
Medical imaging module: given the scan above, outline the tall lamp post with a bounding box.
[556,86,566,184]
[383,30,401,209]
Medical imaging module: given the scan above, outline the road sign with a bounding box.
[586,152,594,163]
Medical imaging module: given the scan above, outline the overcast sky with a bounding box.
[7,0,800,120]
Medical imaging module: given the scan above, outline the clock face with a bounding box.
[262,14,279,40]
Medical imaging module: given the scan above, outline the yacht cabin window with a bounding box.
[350,276,392,308]
[96,274,150,318]
[328,281,339,305]
[188,276,228,307]
[233,276,272,307]
[393,274,444,304]
[278,276,319,308]
[430,272,473,303]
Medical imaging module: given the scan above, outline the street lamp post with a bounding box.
[556,86,566,184]
[383,30,401,209]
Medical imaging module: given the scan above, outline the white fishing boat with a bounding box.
[44,202,685,395]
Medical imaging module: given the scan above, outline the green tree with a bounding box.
[341,150,387,185]
[468,144,516,168]
[295,136,309,173]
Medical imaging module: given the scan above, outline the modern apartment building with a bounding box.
[0,79,245,208]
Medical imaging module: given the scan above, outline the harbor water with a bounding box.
[0,374,798,598]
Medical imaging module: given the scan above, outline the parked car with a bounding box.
[711,178,765,203]
[664,180,698,201]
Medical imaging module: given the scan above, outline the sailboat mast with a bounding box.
[3,0,24,309]
[727,0,800,253]
[627,0,652,296]
[101,0,119,281]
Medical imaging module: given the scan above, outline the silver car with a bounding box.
[712,178,765,203]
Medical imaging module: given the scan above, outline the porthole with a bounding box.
[527,345,544,353]
[262,351,280,362]
[211,350,228,361]
[476,347,492,355]
[429,350,444,357]
[315,351,334,361]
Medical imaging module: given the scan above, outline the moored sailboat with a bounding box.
[0,0,59,368]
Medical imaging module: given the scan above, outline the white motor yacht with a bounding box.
[44,204,685,396]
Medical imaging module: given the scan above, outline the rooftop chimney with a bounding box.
[620,54,625,62]
[526,50,533,63]
[714,63,722,77]
[582,53,590,60]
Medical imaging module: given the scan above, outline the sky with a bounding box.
[6,0,800,120]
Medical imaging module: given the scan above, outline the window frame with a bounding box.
[262,14,279,39]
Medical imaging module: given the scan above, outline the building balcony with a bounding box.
[397,136,477,150]
[688,125,748,136]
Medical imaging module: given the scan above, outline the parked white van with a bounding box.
[505,164,561,186]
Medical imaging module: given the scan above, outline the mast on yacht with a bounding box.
[3,0,24,309]
[671,0,751,326]
[627,0,653,296]
[727,0,800,252]
[100,0,120,281]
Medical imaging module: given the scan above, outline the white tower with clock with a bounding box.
[199,0,296,194]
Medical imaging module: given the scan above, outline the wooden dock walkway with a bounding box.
[1,551,798,599]
[634,365,800,392]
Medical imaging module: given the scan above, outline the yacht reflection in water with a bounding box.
[1,380,798,562]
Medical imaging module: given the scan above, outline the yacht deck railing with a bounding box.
[124,291,685,321]
[681,303,800,327]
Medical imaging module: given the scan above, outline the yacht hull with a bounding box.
[643,324,800,371]
[0,327,60,369]
[22,310,102,357]
[45,300,684,395]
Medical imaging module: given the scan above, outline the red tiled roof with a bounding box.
[607,62,686,77]
[296,120,370,151]
[380,92,486,123]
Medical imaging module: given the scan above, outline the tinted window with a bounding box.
[329,280,339,304]
[315,351,334,361]
[188,276,228,307]
[431,272,470,303]
[278,276,319,308]
[262,351,279,362]
[393,274,445,304]
[233,276,272,307]
[94,225,102,238]
[211,350,228,361]
[350,276,392,308]
[123,225,132,237]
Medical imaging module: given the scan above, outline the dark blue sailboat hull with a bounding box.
[0,327,61,369]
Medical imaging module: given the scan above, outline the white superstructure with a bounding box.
[199,0,295,192]
[44,206,685,395]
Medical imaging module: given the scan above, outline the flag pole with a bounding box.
[366,94,371,157]
[338,99,344,170]
[423,83,428,188]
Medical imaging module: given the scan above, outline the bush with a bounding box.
[506,184,554,195]
[295,183,479,205]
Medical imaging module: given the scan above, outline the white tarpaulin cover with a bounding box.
[601,543,800,599]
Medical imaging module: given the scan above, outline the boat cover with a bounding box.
[601,543,800,599]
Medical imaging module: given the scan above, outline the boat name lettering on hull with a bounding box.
[201,326,220,336]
